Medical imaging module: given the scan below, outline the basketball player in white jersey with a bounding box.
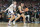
[4,1,17,25]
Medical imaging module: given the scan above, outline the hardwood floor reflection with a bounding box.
[0,22,40,27]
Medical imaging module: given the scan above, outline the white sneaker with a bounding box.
[13,21,15,25]
[8,23,11,26]
[24,22,26,24]
[24,22,26,25]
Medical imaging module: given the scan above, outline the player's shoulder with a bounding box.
[9,4,14,7]
[10,4,14,6]
[18,6,21,7]
[11,4,14,5]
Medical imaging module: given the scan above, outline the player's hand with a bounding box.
[3,11,5,12]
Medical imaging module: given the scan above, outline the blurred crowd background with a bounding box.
[0,0,40,23]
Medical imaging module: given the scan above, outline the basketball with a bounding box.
[25,8,29,12]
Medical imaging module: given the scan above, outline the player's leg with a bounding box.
[21,14,26,24]
[8,14,15,25]
[15,14,20,21]
[8,15,12,25]
[13,14,20,25]
[12,14,16,25]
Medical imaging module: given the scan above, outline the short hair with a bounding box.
[21,1,24,4]
[25,6,27,8]
[12,1,16,3]
[13,1,16,2]
[21,1,24,3]
[21,2,24,4]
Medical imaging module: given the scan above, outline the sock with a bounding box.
[9,21,11,24]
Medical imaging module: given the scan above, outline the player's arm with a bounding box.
[5,4,13,12]
[18,6,24,13]
[5,8,8,12]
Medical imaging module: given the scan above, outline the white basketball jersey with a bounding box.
[5,4,16,13]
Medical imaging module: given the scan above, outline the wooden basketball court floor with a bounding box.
[0,22,40,27]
